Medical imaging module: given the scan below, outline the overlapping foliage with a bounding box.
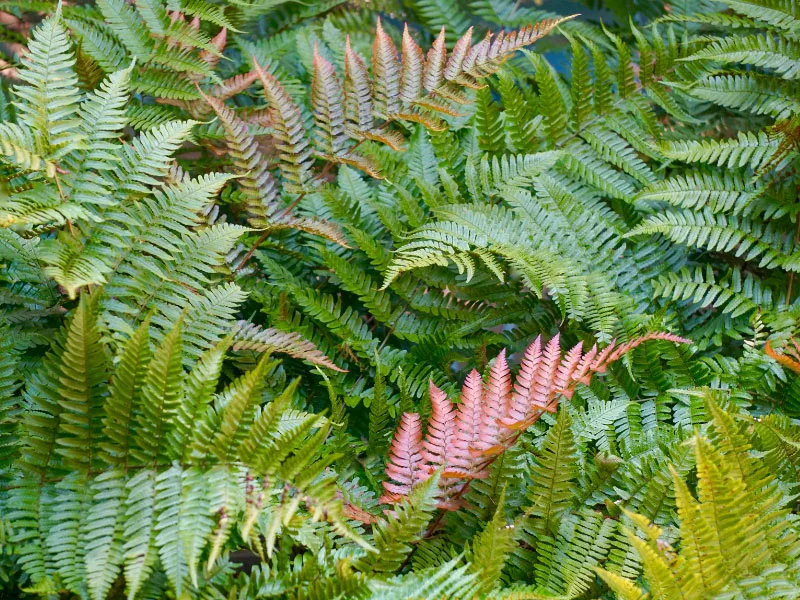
[1,0,800,598]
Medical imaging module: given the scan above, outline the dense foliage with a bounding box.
[1,0,799,597]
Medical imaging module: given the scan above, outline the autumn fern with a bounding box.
[380,332,689,509]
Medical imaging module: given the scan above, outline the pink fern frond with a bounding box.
[451,369,485,476]
[380,413,425,503]
[480,349,511,450]
[380,332,690,511]
[507,336,542,424]
[422,381,455,470]
[553,341,584,400]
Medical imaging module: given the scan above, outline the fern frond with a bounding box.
[130,319,185,465]
[96,0,154,62]
[380,413,427,504]
[684,73,800,119]
[0,123,55,177]
[0,326,21,470]
[608,398,800,598]
[653,265,772,318]
[594,567,648,600]
[626,208,794,270]
[359,471,441,573]
[14,6,83,157]
[660,130,783,171]
[368,556,480,599]
[715,0,800,33]
[312,46,348,158]
[372,19,402,118]
[468,489,515,593]
[381,333,688,509]
[635,170,760,215]
[53,293,109,473]
[253,59,314,194]
[204,96,279,225]
[523,408,577,538]
[232,321,344,371]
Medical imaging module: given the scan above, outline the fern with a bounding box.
[4,1,800,598]
[597,396,800,599]
[380,333,688,509]
[6,297,369,598]
[357,471,441,573]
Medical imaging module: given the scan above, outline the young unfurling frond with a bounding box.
[381,333,689,509]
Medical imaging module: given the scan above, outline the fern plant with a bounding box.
[597,395,800,599]
[625,0,800,349]
[0,7,338,371]
[379,332,688,509]
[4,0,800,598]
[3,293,364,600]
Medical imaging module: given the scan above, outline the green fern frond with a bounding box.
[0,123,55,178]
[684,34,800,78]
[468,489,516,593]
[606,399,800,598]
[635,170,760,215]
[356,471,441,573]
[626,208,795,270]
[96,0,154,62]
[368,556,481,600]
[522,409,578,540]
[653,265,773,318]
[683,73,800,119]
[660,130,783,170]
[0,326,21,472]
[717,0,800,32]
[14,6,83,157]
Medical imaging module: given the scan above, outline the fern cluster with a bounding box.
[2,0,800,598]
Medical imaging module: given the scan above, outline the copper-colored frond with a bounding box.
[372,17,401,116]
[765,339,800,375]
[312,45,346,156]
[344,36,373,134]
[451,368,484,475]
[444,26,473,82]
[209,71,259,103]
[203,95,279,220]
[401,24,424,105]
[423,27,447,93]
[381,412,425,503]
[422,381,455,469]
[252,57,314,192]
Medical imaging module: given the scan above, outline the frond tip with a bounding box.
[381,332,690,510]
